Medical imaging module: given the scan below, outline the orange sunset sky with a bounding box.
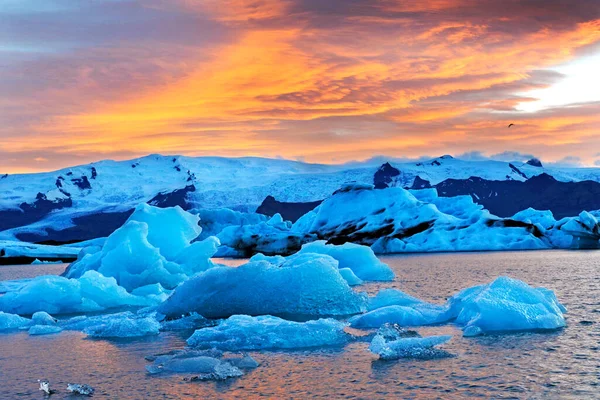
[1,0,600,173]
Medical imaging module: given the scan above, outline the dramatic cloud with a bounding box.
[1,0,599,172]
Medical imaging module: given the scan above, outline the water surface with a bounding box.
[1,250,599,399]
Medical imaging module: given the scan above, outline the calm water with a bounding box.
[1,250,599,399]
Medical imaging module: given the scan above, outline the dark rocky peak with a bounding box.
[174,165,182,172]
[91,167,97,179]
[131,162,140,168]
[526,158,543,168]
[66,171,73,176]
[411,176,432,189]
[1,174,7,179]
[147,185,196,210]
[374,162,400,189]
[257,195,322,223]
[439,155,454,160]
[527,173,557,186]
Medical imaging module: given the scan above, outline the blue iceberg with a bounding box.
[187,315,349,350]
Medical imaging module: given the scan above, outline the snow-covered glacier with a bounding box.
[293,184,549,253]
[2,153,600,245]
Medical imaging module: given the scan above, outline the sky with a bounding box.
[1,0,600,173]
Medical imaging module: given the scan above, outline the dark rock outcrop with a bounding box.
[147,185,196,210]
[0,193,73,232]
[411,176,432,189]
[16,210,134,244]
[526,158,543,168]
[71,176,91,190]
[434,173,600,219]
[256,196,322,223]
[373,162,400,189]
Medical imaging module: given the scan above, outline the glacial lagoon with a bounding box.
[0,250,598,398]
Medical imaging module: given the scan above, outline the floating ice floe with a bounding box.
[64,311,160,338]
[349,289,445,328]
[440,276,567,336]
[369,323,452,360]
[160,312,217,331]
[28,325,63,336]
[0,311,30,331]
[159,252,367,319]
[293,184,550,253]
[187,315,349,350]
[297,241,394,281]
[145,349,252,381]
[64,204,219,291]
[0,271,155,315]
[67,383,95,396]
[217,213,316,256]
[0,240,80,262]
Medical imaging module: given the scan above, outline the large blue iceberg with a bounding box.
[440,276,567,336]
[64,204,219,291]
[159,252,367,319]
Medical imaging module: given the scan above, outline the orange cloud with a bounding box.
[1,0,600,172]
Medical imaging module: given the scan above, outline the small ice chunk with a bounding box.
[338,268,363,286]
[29,325,63,335]
[369,324,452,360]
[64,312,160,338]
[31,311,57,326]
[67,383,95,396]
[38,379,55,395]
[0,311,30,331]
[222,354,260,369]
[160,313,216,331]
[145,351,243,381]
[298,241,394,281]
[187,315,349,350]
[83,314,160,338]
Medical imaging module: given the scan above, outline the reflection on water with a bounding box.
[1,250,599,398]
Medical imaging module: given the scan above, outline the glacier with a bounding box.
[63,311,160,338]
[186,315,349,350]
[0,271,155,315]
[292,183,598,253]
[158,252,367,319]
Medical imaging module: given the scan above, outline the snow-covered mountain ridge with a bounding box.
[1,154,599,243]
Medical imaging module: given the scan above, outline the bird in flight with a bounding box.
[508,123,514,128]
